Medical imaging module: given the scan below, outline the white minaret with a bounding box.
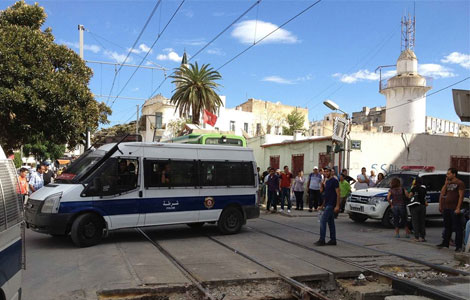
[380,15,431,133]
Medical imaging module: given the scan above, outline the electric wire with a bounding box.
[105,0,163,106]
[110,0,186,109]
[148,0,262,98]
[216,0,323,71]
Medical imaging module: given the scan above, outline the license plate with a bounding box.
[350,204,364,212]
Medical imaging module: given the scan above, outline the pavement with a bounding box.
[21,209,468,300]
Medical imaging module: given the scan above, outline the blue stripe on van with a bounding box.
[0,240,22,288]
[58,194,255,216]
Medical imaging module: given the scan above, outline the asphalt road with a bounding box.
[21,211,463,300]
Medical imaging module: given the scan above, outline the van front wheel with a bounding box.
[71,213,104,247]
[218,207,243,235]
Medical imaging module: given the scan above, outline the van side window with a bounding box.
[144,160,197,188]
[421,175,445,192]
[200,161,255,187]
[85,158,139,196]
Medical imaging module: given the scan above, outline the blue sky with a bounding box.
[2,0,469,126]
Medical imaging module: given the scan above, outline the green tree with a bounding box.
[0,1,111,152]
[92,121,136,145]
[170,62,223,125]
[13,152,22,168]
[282,110,306,135]
[23,136,66,162]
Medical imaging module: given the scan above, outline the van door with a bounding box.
[421,174,446,216]
[85,157,142,229]
[142,159,199,225]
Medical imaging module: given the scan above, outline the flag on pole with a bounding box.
[203,109,217,126]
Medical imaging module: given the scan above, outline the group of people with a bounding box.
[354,167,385,190]
[17,161,56,201]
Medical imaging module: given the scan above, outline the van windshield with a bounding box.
[377,173,417,190]
[55,149,106,183]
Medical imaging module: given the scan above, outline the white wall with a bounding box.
[348,132,470,177]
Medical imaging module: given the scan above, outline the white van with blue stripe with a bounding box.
[25,141,260,247]
[0,146,24,300]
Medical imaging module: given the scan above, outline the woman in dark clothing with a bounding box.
[387,177,411,238]
[409,177,427,242]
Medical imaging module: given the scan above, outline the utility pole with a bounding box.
[78,24,91,151]
[136,105,139,134]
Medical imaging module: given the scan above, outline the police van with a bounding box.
[0,146,24,300]
[25,142,260,247]
[345,167,470,227]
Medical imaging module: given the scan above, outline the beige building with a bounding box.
[236,98,309,136]
[309,112,345,136]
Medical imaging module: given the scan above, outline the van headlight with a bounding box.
[41,192,63,214]
[370,196,386,205]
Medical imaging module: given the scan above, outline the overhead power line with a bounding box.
[110,0,186,109]
[148,0,262,98]
[105,0,163,105]
[216,0,323,71]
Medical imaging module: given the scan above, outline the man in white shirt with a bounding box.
[369,170,377,187]
[355,167,369,190]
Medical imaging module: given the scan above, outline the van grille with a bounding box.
[0,160,22,230]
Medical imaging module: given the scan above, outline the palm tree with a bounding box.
[170,62,223,125]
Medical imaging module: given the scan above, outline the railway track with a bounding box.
[255,217,470,300]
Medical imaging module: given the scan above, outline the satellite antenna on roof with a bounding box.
[401,6,416,51]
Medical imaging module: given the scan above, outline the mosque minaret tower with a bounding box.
[380,14,431,133]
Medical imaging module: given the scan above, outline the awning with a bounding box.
[57,159,71,165]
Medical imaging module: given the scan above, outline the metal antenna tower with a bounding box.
[401,12,415,51]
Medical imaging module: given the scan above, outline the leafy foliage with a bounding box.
[92,122,136,145]
[170,62,223,125]
[13,152,22,168]
[23,135,66,162]
[0,1,111,151]
[282,110,306,135]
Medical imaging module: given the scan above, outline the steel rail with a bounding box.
[136,228,218,300]
[250,222,467,300]
[205,235,332,300]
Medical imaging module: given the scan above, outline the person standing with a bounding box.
[369,170,377,187]
[42,162,54,185]
[307,167,323,212]
[355,167,369,190]
[314,167,340,246]
[266,168,280,213]
[341,169,356,185]
[408,177,427,242]
[293,170,305,210]
[17,167,29,203]
[29,164,45,194]
[376,173,385,186]
[279,166,293,213]
[339,173,351,213]
[437,168,465,252]
[387,178,411,238]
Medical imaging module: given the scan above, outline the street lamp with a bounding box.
[323,99,350,175]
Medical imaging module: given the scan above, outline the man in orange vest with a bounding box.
[18,167,29,203]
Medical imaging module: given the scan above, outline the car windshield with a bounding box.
[55,149,106,183]
[377,173,417,190]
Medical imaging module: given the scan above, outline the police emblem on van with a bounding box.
[204,197,215,209]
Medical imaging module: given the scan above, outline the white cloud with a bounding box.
[207,48,225,56]
[156,48,183,62]
[232,20,298,44]
[132,87,140,92]
[441,52,470,69]
[262,74,312,85]
[333,69,380,83]
[61,41,101,53]
[182,9,194,18]
[418,64,456,78]
[175,38,206,46]
[127,43,152,54]
[104,50,132,64]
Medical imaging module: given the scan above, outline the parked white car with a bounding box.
[345,170,470,227]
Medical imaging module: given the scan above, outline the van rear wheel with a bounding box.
[71,213,104,247]
[218,207,243,235]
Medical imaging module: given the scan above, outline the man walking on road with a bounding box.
[314,167,341,246]
[279,165,293,213]
[307,167,323,212]
[437,168,465,252]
